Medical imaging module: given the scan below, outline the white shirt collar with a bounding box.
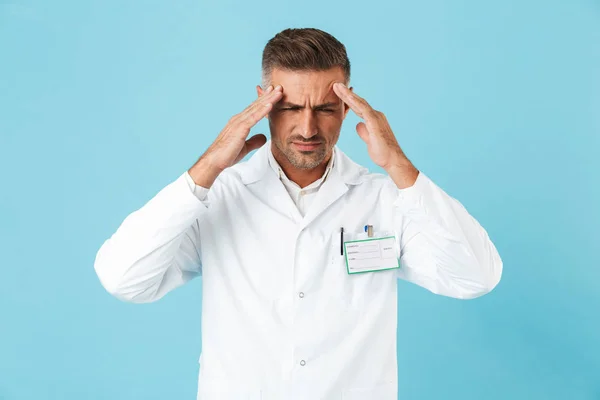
[233,140,367,187]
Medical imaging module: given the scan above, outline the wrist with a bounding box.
[385,158,419,189]
[188,157,224,189]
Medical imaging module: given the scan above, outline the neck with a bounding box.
[271,144,331,189]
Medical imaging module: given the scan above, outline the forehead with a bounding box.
[271,67,345,102]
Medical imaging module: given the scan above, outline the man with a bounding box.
[94,28,502,400]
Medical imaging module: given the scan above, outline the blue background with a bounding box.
[1,1,599,399]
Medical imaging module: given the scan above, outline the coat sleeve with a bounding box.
[392,172,503,299]
[93,172,210,303]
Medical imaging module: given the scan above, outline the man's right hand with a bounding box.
[188,85,283,188]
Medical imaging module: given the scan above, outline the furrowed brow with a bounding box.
[313,102,339,110]
[277,102,339,110]
[278,102,303,108]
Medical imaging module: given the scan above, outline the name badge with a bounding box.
[343,235,400,274]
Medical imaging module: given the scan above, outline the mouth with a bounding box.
[292,142,323,152]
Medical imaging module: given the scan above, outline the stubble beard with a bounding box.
[273,136,328,170]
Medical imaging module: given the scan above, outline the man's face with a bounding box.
[257,67,350,170]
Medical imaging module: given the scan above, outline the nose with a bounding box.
[299,109,318,138]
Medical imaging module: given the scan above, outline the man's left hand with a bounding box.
[333,82,419,189]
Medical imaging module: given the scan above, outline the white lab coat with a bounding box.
[94,142,502,400]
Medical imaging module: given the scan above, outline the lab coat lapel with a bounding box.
[236,143,366,227]
[299,167,348,229]
[299,146,367,229]
[237,143,303,223]
[258,168,304,222]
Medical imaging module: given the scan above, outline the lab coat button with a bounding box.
[299,292,305,298]
[300,360,306,366]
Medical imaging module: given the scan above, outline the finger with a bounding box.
[238,85,283,120]
[234,134,267,164]
[245,133,267,151]
[251,85,282,108]
[260,85,274,96]
[333,83,374,120]
[237,99,275,130]
[356,122,370,143]
[234,88,278,121]
[240,90,283,127]
[245,99,277,127]
[333,83,368,114]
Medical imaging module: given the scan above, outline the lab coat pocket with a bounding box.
[342,381,396,400]
[330,230,397,309]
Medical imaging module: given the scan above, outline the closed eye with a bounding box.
[277,105,337,113]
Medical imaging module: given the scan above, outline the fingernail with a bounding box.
[336,82,346,88]
[275,85,282,91]
[267,85,273,92]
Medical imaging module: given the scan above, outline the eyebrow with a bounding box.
[277,102,339,110]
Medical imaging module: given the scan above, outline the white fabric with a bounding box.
[266,146,334,216]
[95,141,503,400]
[184,146,335,217]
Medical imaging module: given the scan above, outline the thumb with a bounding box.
[234,134,267,164]
[356,122,370,143]
[245,133,267,152]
